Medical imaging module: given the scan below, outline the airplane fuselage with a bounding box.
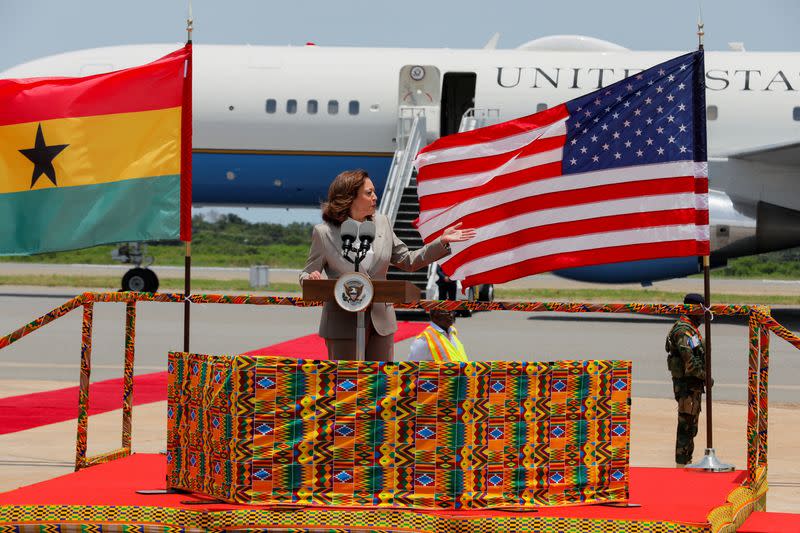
[5,43,798,207]
[3,40,799,283]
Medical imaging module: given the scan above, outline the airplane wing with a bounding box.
[726,141,800,167]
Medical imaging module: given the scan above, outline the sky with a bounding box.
[2,0,797,222]
[2,0,798,74]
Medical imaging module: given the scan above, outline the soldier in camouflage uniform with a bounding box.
[665,293,707,466]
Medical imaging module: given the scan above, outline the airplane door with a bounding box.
[440,72,476,137]
[399,65,440,106]
[399,65,441,141]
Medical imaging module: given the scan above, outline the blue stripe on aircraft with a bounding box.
[555,256,701,284]
[192,152,393,206]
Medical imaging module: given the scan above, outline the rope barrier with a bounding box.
[80,291,754,314]
[0,291,762,352]
[752,308,800,350]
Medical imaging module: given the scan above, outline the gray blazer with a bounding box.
[300,213,449,338]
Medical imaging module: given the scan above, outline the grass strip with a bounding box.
[1,274,797,305]
[0,275,299,293]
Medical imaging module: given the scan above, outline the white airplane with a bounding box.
[3,35,799,292]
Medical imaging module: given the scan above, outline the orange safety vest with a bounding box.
[418,325,468,363]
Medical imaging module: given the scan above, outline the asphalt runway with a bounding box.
[1,288,799,404]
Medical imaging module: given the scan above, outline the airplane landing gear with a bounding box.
[112,242,160,293]
[121,267,159,293]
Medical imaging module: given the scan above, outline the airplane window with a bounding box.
[307,100,318,114]
[265,99,277,114]
[536,103,548,112]
[349,100,360,115]
[707,105,718,121]
[287,99,298,114]
[794,107,800,121]
[328,100,339,115]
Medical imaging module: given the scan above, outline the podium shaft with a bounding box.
[356,310,366,361]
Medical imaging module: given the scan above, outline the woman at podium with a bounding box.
[301,169,475,362]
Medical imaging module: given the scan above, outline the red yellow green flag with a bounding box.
[0,45,192,255]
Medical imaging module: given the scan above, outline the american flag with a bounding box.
[414,51,709,289]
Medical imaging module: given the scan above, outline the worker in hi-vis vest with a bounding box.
[408,308,468,363]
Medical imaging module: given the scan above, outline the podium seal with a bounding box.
[334,272,374,312]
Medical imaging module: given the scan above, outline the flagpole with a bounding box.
[698,9,713,453]
[182,7,194,353]
[687,10,733,472]
[702,254,712,448]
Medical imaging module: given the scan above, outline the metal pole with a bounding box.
[183,241,191,352]
[182,8,193,353]
[685,32,733,471]
[356,310,366,361]
[686,256,733,471]
[703,255,712,448]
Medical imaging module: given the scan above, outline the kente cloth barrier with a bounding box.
[0,292,756,353]
[167,353,632,509]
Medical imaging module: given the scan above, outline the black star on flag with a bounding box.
[19,123,69,188]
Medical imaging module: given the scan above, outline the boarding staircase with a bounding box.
[380,107,430,295]
[380,107,501,299]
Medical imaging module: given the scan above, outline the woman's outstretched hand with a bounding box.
[306,271,322,280]
[441,222,477,244]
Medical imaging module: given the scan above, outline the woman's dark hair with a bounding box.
[321,169,369,225]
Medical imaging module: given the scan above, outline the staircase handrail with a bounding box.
[379,107,427,227]
[458,107,501,133]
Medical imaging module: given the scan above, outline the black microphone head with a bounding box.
[341,218,359,245]
[358,221,376,244]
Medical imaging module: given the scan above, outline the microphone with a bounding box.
[357,221,376,251]
[340,218,359,255]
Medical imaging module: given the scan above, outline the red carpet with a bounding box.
[739,511,800,532]
[0,372,168,435]
[0,454,746,525]
[0,322,427,435]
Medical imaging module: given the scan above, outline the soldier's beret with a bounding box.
[683,293,705,305]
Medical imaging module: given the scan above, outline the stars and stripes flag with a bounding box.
[414,51,709,288]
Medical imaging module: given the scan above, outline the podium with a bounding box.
[302,277,421,361]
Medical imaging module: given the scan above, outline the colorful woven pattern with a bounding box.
[0,292,756,354]
[0,503,713,533]
[167,353,632,508]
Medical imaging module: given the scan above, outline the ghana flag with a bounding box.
[0,45,192,255]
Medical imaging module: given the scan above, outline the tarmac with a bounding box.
[0,266,798,513]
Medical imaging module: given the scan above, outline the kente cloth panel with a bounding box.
[166,353,632,508]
